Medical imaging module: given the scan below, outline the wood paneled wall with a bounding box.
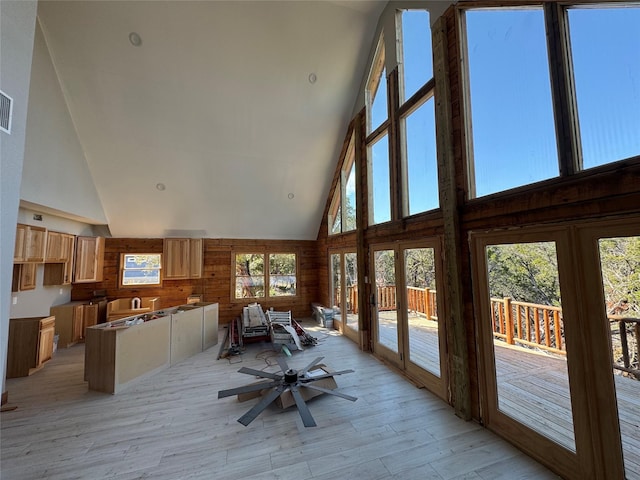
[72,238,320,325]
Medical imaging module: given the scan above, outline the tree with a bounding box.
[486,242,560,306]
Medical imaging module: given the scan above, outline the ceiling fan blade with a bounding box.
[237,367,282,380]
[275,356,289,374]
[290,386,317,427]
[299,356,324,375]
[218,380,279,399]
[302,384,358,402]
[237,386,284,426]
[300,369,354,382]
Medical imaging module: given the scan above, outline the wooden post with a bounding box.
[433,15,471,420]
[504,297,514,345]
[554,311,562,351]
[544,310,551,347]
[619,320,630,369]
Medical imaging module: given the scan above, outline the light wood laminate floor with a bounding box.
[1,321,559,480]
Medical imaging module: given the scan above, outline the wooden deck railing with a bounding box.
[491,297,565,355]
[609,316,640,379]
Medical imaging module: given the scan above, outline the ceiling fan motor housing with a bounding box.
[284,369,298,384]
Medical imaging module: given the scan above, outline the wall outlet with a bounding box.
[59,289,64,295]
[12,296,17,305]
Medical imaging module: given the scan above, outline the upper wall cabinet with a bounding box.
[164,238,203,279]
[45,231,75,263]
[73,236,105,283]
[14,224,47,263]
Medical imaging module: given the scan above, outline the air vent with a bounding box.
[0,90,13,134]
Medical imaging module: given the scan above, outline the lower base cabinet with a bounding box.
[7,316,56,378]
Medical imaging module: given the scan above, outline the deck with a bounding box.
[375,315,640,478]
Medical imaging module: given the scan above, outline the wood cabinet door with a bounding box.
[45,231,62,262]
[83,304,98,337]
[189,239,203,278]
[38,322,55,366]
[19,263,37,290]
[25,226,47,262]
[164,238,190,279]
[74,236,104,283]
[73,305,84,341]
[14,224,26,262]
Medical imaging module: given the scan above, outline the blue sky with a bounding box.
[369,6,640,222]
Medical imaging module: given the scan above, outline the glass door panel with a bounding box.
[330,253,342,324]
[404,247,440,377]
[597,236,640,478]
[484,241,576,452]
[345,252,359,333]
[373,248,399,357]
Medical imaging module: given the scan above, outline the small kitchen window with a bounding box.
[120,254,162,287]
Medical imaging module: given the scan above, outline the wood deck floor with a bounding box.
[1,320,558,480]
[375,314,640,478]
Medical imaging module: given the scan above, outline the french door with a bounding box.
[472,220,638,479]
[371,239,447,399]
[330,250,359,343]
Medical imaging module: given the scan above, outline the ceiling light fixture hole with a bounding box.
[156,183,166,191]
[288,193,295,200]
[308,73,317,84]
[129,32,142,47]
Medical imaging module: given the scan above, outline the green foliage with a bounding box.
[486,242,561,306]
[599,236,640,315]
[404,248,436,289]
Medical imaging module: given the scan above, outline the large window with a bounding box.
[369,133,391,224]
[465,8,558,197]
[568,6,640,170]
[234,252,297,300]
[120,254,162,287]
[367,35,387,134]
[400,10,432,103]
[328,133,357,235]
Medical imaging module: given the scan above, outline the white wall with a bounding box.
[21,19,107,225]
[0,0,38,397]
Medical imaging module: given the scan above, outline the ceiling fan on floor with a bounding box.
[217,356,357,427]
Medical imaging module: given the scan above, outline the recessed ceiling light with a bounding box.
[288,193,295,199]
[308,73,317,84]
[129,32,142,47]
[156,183,166,191]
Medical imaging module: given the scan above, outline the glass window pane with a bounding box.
[401,10,432,102]
[405,247,440,376]
[329,190,341,235]
[345,252,359,332]
[404,97,439,215]
[466,9,558,197]
[344,158,357,231]
[374,249,398,352]
[235,254,264,299]
[598,236,640,478]
[370,67,388,131]
[568,7,640,169]
[369,134,391,225]
[331,253,342,320]
[122,269,160,285]
[486,241,575,451]
[269,253,296,297]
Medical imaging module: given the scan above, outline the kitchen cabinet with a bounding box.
[163,238,202,279]
[14,224,47,263]
[74,236,104,283]
[43,234,75,285]
[18,263,37,291]
[50,302,97,348]
[6,316,56,378]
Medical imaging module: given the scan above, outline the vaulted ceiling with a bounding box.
[36,0,386,240]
